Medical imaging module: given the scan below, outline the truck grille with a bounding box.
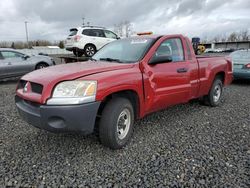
[18,80,43,94]
[18,80,27,89]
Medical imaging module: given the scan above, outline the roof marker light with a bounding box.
[137,32,153,36]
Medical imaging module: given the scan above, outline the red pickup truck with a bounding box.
[15,34,233,149]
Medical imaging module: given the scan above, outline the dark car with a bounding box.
[0,48,55,79]
[230,50,250,80]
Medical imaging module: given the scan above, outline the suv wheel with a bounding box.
[99,98,134,149]
[84,44,96,57]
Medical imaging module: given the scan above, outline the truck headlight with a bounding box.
[47,81,97,105]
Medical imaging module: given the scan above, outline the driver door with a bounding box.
[143,37,191,113]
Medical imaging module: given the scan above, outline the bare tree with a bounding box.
[220,34,227,42]
[213,36,220,43]
[114,23,123,37]
[58,41,65,49]
[11,42,15,49]
[0,41,10,48]
[239,30,249,41]
[124,21,132,37]
[227,32,238,42]
[113,21,133,37]
[201,36,208,44]
[0,40,58,49]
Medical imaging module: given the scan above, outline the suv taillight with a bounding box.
[74,35,81,42]
[245,64,250,69]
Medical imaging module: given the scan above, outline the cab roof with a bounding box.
[131,34,185,40]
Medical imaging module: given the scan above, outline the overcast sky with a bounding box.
[0,0,249,41]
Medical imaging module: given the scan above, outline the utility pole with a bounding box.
[82,17,85,26]
[24,21,29,48]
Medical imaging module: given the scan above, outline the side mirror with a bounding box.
[116,36,121,40]
[22,55,30,60]
[149,55,172,65]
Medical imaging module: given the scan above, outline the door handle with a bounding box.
[177,68,188,73]
[7,62,12,65]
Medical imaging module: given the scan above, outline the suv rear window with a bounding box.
[69,29,78,36]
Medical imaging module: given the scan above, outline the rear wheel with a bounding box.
[84,44,96,57]
[99,98,134,149]
[73,50,84,57]
[201,77,223,107]
[36,63,48,69]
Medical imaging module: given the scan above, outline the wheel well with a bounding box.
[35,62,48,69]
[98,90,140,119]
[215,72,225,84]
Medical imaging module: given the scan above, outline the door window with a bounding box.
[1,51,23,59]
[82,29,90,36]
[104,30,117,39]
[156,38,184,62]
[88,29,105,38]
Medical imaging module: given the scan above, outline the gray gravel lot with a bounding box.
[0,80,249,187]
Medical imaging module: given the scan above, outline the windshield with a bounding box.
[93,38,155,63]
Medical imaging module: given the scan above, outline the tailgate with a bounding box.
[65,36,74,46]
[65,28,78,46]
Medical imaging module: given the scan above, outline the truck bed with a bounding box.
[196,52,230,58]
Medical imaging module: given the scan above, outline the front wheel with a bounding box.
[201,78,223,107]
[99,98,134,149]
[36,63,48,69]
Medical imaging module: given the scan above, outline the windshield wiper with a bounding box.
[99,58,123,63]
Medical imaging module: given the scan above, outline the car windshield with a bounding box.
[230,50,250,62]
[93,38,155,63]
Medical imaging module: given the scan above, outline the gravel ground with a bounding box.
[0,80,249,187]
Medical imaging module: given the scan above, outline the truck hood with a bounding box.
[22,61,134,85]
[18,61,135,104]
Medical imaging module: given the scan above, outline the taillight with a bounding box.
[74,35,81,42]
[245,64,250,69]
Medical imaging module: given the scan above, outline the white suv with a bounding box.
[65,26,119,57]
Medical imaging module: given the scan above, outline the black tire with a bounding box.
[73,50,84,57]
[84,44,96,57]
[99,98,134,149]
[36,63,48,69]
[201,77,223,107]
